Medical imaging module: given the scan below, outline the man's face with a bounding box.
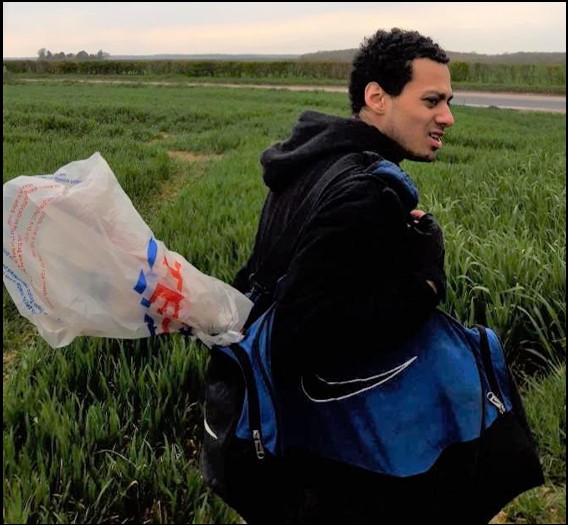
[381,58,454,162]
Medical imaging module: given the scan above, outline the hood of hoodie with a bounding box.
[260,110,406,192]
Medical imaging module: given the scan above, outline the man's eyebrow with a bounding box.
[425,91,454,103]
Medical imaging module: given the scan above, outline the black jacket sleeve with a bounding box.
[271,172,445,373]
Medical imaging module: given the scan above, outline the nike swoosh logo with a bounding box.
[301,356,417,402]
[203,412,218,440]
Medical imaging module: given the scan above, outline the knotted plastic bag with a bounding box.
[3,152,252,348]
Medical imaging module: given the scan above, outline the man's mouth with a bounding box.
[428,131,444,148]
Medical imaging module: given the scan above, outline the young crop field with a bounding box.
[3,80,566,524]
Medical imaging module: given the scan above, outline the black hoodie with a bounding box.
[233,110,443,374]
[261,110,405,192]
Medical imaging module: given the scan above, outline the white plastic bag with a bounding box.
[3,152,252,348]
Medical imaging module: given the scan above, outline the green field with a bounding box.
[4,58,566,94]
[3,81,566,524]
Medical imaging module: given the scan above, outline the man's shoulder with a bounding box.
[315,162,388,214]
[320,152,418,212]
[321,152,389,192]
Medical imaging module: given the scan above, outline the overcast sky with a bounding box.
[3,2,566,58]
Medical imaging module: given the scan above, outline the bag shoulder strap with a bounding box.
[249,151,380,300]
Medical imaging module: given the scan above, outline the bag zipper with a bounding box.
[231,343,266,459]
[475,325,506,414]
[255,306,283,456]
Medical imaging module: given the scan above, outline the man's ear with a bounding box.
[364,82,387,114]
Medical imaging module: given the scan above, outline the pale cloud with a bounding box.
[3,2,566,57]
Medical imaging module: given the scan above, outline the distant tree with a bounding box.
[35,48,111,60]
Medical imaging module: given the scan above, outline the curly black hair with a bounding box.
[349,28,449,114]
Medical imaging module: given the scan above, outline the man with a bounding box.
[200,28,515,523]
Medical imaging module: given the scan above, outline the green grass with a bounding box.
[3,81,566,523]
[4,72,567,94]
[494,364,566,524]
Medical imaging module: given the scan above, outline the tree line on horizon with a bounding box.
[299,48,566,66]
[37,48,110,61]
[28,47,566,66]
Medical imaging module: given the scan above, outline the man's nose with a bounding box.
[437,104,455,128]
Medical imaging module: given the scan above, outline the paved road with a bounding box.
[450,91,565,113]
[182,83,566,113]
[19,78,566,113]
